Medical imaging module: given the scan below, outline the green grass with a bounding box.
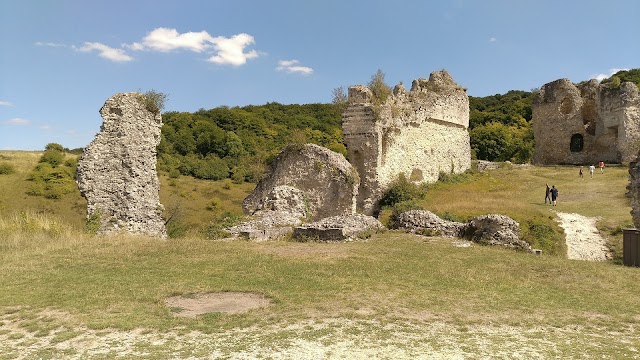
[1,151,639,357]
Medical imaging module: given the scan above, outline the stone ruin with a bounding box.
[230,144,362,241]
[243,143,359,221]
[76,92,167,238]
[394,210,531,251]
[533,79,640,165]
[342,70,471,214]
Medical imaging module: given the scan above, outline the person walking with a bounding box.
[579,166,584,179]
[599,161,605,173]
[550,185,559,206]
[589,164,596,178]
[545,183,551,204]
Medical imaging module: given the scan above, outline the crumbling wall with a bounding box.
[533,79,640,165]
[242,143,359,221]
[342,70,470,214]
[76,92,167,238]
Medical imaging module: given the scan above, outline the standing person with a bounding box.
[599,161,605,173]
[579,166,584,179]
[550,185,559,206]
[545,183,551,204]
[589,164,595,178]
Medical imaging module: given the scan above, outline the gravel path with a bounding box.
[555,212,611,261]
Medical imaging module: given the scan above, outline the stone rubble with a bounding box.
[293,214,385,241]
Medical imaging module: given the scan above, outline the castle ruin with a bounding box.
[533,79,640,165]
[342,70,471,214]
[77,92,167,238]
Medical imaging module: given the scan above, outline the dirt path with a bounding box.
[555,212,611,261]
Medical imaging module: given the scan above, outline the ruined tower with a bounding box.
[533,79,640,165]
[77,92,167,238]
[342,70,471,214]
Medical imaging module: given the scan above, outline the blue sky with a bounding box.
[1,0,638,150]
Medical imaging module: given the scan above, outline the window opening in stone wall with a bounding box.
[570,134,583,152]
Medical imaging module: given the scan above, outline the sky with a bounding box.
[1,0,639,150]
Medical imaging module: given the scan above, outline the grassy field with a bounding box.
[1,151,639,358]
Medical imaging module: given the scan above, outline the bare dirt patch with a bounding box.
[165,292,271,318]
[555,212,611,261]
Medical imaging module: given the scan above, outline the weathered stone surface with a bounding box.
[464,214,530,251]
[76,92,166,238]
[343,70,470,215]
[628,155,640,228]
[393,210,465,237]
[533,79,640,165]
[293,214,385,241]
[226,186,307,241]
[243,144,359,221]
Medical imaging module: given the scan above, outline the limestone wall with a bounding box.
[343,70,470,214]
[533,79,640,165]
[76,92,166,238]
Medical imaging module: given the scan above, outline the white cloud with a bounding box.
[489,37,497,43]
[35,42,67,47]
[0,101,14,107]
[141,28,214,53]
[591,68,629,82]
[276,59,314,75]
[77,42,133,62]
[5,118,31,126]
[207,33,259,66]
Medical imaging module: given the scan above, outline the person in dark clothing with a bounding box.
[550,185,559,206]
[545,183,551,204]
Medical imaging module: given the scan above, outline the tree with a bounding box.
[139,90,168,114]
[44,143,65,152]
[367,69,392,104]
[332,86,348,107]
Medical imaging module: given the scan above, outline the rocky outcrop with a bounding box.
[464,214,530,251]
[293,214,385,241]
[243,144,359,221]
[394,210,465,237]
[343,70,470,215]
[533,79,640,165]
[77,92,166,238]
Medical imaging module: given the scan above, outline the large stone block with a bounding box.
[243,144,359,221]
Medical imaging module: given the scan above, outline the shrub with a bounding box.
[206,197,222,211]
[44,143,65,152]
[0,163,14,175]
[85,211,101,234]
[379,174,426,208]
[138,90,168,114]
[39,150,64,167]
[204,212,243,240]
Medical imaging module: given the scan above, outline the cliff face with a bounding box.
[342,70,470,215]
[77,92,166,238]
[533,79,640,165]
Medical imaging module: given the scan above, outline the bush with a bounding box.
[204,212,243,239]
[39,150,64,167]
[379,174,426,208]
[206,197,222,211]
[0,163,14,175]
[44,143,65,152]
